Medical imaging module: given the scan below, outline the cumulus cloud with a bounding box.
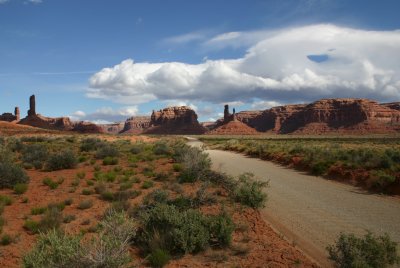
[70,106,138,123]
[251,101,282,110]
[89,24,400,107]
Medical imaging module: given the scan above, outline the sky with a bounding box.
[1,0,400,123]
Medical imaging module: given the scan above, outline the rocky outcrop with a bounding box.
[98,122,125,134]
[225,99,400,134]
[73,121,104,133]
[145,106,206,134]
[27,95,36,116]
[19,114,74,131]
[121,116,151,134]
[208,120,259,135]
[0,107,20,122]
[382,102,400,111]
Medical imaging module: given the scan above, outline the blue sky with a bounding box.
[1,0,400,123]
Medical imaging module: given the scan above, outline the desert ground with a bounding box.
[0,124,320,268]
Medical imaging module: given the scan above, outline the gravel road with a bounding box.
[187,138,400,267]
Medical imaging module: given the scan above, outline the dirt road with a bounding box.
[187,138,400,267]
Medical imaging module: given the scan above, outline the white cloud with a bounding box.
[70,106,138,123]
[0,0,9,4]
[163,31,206,45]
[251,101,282,110]
[222,101,245,107]
[89,24,400,106]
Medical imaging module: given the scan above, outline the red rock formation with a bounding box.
[208,120,259,135]
[0,107,20,122]
[229,99,400,134]
[72,121,104,133]
[15,107,20,121]
[145,106,206,134]
[27,95,36,116]
[97,122,125,134]
[19,114,74,131]
[381,102,400,111]
[121,116,151,134]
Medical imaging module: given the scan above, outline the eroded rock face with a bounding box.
[97,122,125,134]
[208,120,260,135]
[231,99,400,134]
[73,121,104,133]
[0,107,20,122]
[145,106,206,134]
[19,114,74,131]
[27,95,36,116]
[121,116,151,134]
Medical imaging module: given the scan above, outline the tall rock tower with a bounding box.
[14,107,20,121]
[223,104,230,123]
[27,95,36,116]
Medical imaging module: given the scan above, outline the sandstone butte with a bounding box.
[143,106,207,134]
[231,98,400,135]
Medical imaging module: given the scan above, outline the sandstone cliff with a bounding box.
[73,121,104,133]
[229,99,400,134]
[145,106,206,134]
[98,122,125,134]
[121,116,151,134]
[19,114,74,131]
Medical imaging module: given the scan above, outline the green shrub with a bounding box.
[96,144,119,159]
[311,161,331,176]
[137,204,210,254]
[63,214,76,223]
[42,177,59,189]
[370,171,396,192]
[37,206,63,232]
[64,198,73,206]
[143,189,169,205]
[80,137,103,152]
[78,155,87,163]
[103,156,118,165]
[0,234,12,245]
[14,183,28,194]
[0,161,29,188]
[31,206,47,215]
[23,230,82,267]
[142,180,154,189]
[23,220,40,234]
[172,163,182,172]
[119,182,133,191]
[0,195,13,206]
[327,232,399,268]
[100,191,115,202]
[130,143,145,154]
[233,173,268,208]
[208,212,235,247]
[21,144,48,169]
[78,199,93,210]
[153,142,170,155]
[148,248,171,268]
[94,182,106,194]
[76,171,86,180]
[136,203,234,255]
[155,172,168,181]
[81,188,93,195]
[46,150,77,171]
[177,147,211,183]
